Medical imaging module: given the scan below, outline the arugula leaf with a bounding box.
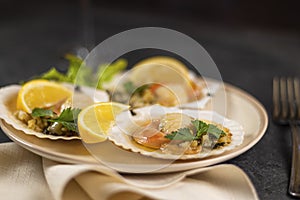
[64,54,95,87]
[97,59,127,89]
[65,54,84,82]
[39,54,127,89]
[31,108,55,118]
[165,128,195,141]
[40,68,68,82]
[39,54,84,83]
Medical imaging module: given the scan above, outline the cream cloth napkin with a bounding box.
[0,142,259,200]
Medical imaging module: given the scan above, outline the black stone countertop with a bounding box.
[0,1,300,199]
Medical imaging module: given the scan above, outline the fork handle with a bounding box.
[289,121,300,197]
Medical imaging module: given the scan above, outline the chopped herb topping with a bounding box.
[165,128,194,141]
[48,108,81,132]
[32,107,81,133]
[32,108,55,118]
[165,119,226,141]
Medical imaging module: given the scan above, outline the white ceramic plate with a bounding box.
[0,81,268,173]
[109,106,244,160]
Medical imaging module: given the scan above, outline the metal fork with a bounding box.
[273,77,300,197]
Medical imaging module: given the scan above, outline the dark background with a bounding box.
[1,0,299,85]
[1,0,300,199]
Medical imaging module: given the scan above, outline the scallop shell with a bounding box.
[0,84,109,140]
[179,77,220,109]
[104,71,220,109]
[108,105,244,160]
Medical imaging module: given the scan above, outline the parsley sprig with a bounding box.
[165,128,195,141]
[165,119,226,141]
[32,107,81,132]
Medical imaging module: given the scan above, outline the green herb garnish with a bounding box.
[65,54,84,83]
[207,124,226,138]
[135,84,150,95]
[97,59,127,89]
[123,81,135,94]
[39,54,127,89]
[48,108,81,132]
[123,81,151,95]
[191,120,208,139]
[32,108,55,118]
[50,107,81,122]
[40,68,68,82]
[165,128,195,141]
[32,107,81,132]
[165,119,226,141]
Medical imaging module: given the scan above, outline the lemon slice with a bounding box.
[78,102,129,143]
[130,56,191,85]
[17,79,72,113]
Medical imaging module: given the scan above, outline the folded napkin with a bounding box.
[0,143,258,200]
[0,143,53,200]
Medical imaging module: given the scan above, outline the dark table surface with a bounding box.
[1,1,300,199]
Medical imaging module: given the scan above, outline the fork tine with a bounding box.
[280,77,289,119]
[273,77,300,196]
[293,78,300,120]
[273,77,281,120]
[287,77,296,119]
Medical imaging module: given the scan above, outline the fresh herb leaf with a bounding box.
[59,121,78,132]
[191,119,208,139]
[165,119,226,141]
[65,54,84,82]
[48,108,81,132]
[40,68,68,82]
[31,107,81,133]
[123,81,135,94]
[207,124,226,138]
[64,54,95,87]
[135,84,150,95]
[39,54,127,89]
[192,119,225,138]
[39,54,84,83]
[49,108,81,122]
[124,82,150,95]
[97,59,127,89]
[31,108,55,118]
[165,128,195,141]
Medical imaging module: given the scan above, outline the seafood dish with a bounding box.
[0,82,109,140]
[131,113,232,155]
[109,105,244,160]
[104,56,219,109]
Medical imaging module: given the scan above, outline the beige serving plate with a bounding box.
[0,81,268,173]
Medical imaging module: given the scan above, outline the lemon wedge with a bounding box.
[17,79,72,113]
[130,56,192,85]
[78,102,129,143]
